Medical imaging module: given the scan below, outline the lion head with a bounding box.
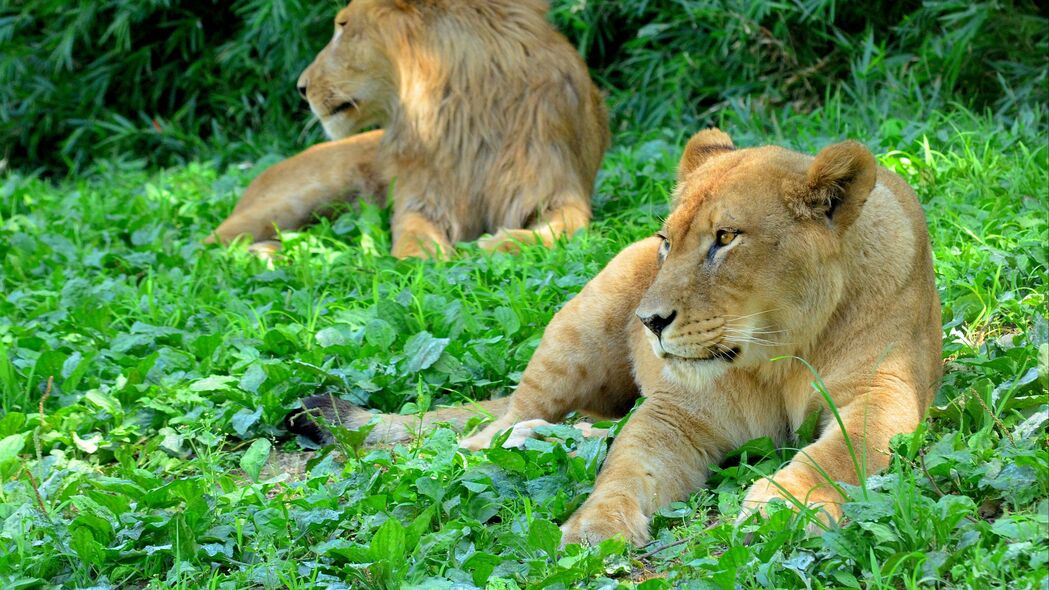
[635,129,878,387]
[297,0,398,139]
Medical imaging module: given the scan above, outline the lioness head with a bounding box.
[636,129,877,386]
[297,0,398,139]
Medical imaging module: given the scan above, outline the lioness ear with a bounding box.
[677,128,735,182]
[785,141,877,232]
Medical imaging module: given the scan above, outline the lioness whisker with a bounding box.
[723,327,784,335]
[722,330,781,344]
[723,309,783,321]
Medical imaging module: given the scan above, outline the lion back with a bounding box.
[381,0,610,240]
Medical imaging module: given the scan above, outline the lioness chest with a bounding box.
[628,318,832,450]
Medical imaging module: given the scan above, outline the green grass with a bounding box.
[1,95,1047,588]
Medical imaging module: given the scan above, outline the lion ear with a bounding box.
[785,141,877,232]
[677,128,735,182]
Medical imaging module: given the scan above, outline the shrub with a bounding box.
[1,0,1045,174]
[554,0,1047,134]
[0,0,331,173]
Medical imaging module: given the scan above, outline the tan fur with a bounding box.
[290,129,941,545]
[207,0,609,258]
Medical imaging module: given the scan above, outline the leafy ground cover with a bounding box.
[1,89,1046,588]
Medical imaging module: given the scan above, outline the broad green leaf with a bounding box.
[172,511,197,562]
[365,318,397,349]
[239,364,267,394]
[527,518,561,559]
[371,516,406,562]
[370,516,407,585]
[841,497,895,522]
[72,513,114,544]
[158,427,184,455]
[0,412,26,437]
[231,406,263,436]
[403,331,449,373]
[70,527,105,566]
[315,325,351,348]
[329,417,378,455]
[72,431,101,454]
[84,389,121,416]
[61,351,94,392]
[190,375,237,392]
[315,538,372,562]
[240,439,271,482]
[724,436,777,462]
[796,408,822,445]
[463,551,502,587]
[0,434,25,462]
[494,306,520,336]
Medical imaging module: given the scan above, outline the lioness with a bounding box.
[288,129,942,545]
[207,0,609,258]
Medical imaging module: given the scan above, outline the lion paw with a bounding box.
[560,496,650,547]
[391,240,452,260]
[244,239,281,257]
[477,231,527,254]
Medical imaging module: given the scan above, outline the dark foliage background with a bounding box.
[1,0,1046,174]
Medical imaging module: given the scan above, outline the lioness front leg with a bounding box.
[207,130,385,246]
[459,237,660,450]
[742,366,923,528]
[478,202,590,253]
[560,394,732,545]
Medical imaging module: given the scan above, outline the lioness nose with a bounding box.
[637,310,677,338]
[297,83,308,101]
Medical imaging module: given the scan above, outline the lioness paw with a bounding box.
[740,476,844,533]
[458,423,502,451]
[460,418,553,450]
[501,419,555,448]
[560,497,650,547]
[459,419,609,451]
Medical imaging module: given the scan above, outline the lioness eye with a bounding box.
[716,229,737,246]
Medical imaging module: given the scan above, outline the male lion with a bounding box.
[207,0,609,258]
[287,129,942,545]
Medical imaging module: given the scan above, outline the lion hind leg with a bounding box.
[478,202,590,254]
